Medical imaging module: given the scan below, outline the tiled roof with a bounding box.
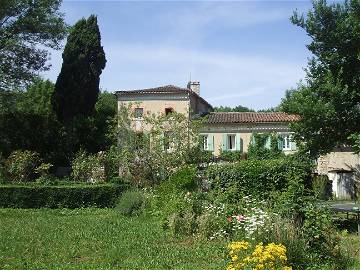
[207,112,300,124]
[116,85,189,95]
[116,85,213,109]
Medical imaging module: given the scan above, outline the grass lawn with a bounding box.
[1,208,360,270]
[0,208,227,270]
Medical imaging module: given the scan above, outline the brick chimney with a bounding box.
[187,81,200,96]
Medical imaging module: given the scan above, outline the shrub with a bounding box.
[0,153,5,183]
[0,183,126,208]
[259,216,310,270]
[207,157,312,199]
[312,175,332,200]
[71,150,106,183]
[219,150,245,162]
[116,189,146,216]
[5,150,42,182]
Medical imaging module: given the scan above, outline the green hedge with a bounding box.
[0,183,127,208]
[206,157,312,198]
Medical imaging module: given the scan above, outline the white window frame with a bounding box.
[227,134,236,151]
[283,134,291,150]
[202,135,209,151]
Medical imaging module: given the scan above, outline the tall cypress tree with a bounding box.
[52,15,106,122]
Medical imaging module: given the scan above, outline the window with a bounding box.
[227,134,236,150]
[134,108,143,118]
[283,135,291,150]
[202,135,209,150]
[165,107,174,115]
[164,131,173,151]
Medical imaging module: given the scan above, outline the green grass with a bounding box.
[0,209,226,270]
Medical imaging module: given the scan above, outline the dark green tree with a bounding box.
[214,105,254,112]
[281,0,360,156]
[0,0,67,90]
[52,15,106,122]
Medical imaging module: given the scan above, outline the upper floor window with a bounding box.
[165,107,174,115]
[134,108,143,118]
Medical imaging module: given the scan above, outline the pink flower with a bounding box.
[236,215,245,222]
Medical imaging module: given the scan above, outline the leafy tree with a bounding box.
[214,105,254,112]
[281,0,360,156]
[52,15,106,122]
[17,79,55,116]
[0,0,67,90]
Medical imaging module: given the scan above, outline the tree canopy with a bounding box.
[52,15,106,122]
[0,0,67,90]
[214,105,254,112]
[281,0,360,156]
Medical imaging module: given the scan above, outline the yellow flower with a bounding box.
[282,267,293,270]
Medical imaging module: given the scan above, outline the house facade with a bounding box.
[116,82,298,155]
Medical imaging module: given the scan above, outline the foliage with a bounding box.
[71,150,106,183]
[312,175,332,200]
[150,166,198,223]
[52,15,106,122]
[113,104,205,185]
[301,203,341,263]
[0,183,125,208]
[349,133,360,153]
[219,150,246,162]
[35,162,54,183]
[17,79,55,116]
[4,150,42,182]
[214,105,254,112]
[281,0,360,156]
[259,217,310,270]
[0,0,67,90]
[247,133,283,160]
[206,157,312,200]
[116,189,146,216]
[226,241,293,270]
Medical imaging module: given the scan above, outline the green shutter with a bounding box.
[278,135,284,150]
[208,134,214,151]
[265,136,271,149]
[290,136,297,150]
[235,134,241,151]
[222,134,227,151]
[250,134,256,146]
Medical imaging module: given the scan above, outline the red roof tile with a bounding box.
[207,112,300,124]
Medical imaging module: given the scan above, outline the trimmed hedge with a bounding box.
[206,157,312,198]
[0,183,127,208]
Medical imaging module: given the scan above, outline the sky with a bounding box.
[43,0,315,110]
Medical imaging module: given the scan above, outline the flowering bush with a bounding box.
[197,195,273,240]
[5,150,42,182]
[227,241,293,270]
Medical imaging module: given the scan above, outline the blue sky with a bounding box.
[43,0,315,110]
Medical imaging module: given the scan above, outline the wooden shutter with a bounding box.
[265,136,271,149]
[290,136,297,150]
[208,134,214,151]
[235,134,241,151]
[222,134,227,151]
[277,135,284,150]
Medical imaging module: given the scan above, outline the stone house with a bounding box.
[116,82,298,155]
[116,82,359,198]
